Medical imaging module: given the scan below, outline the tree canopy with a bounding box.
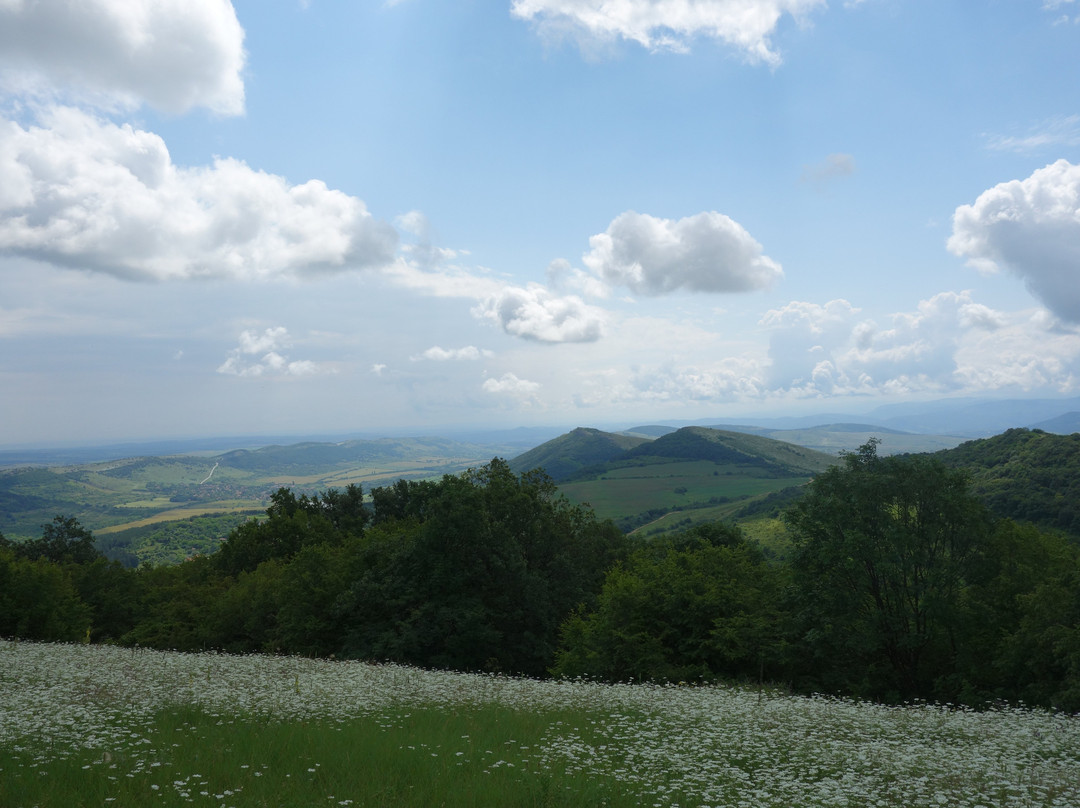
[785,440,994,699]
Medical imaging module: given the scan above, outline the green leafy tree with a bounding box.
[338,459,626,675]
[951,519,1077,703]
[68,557,142,642]
[785,440,993,701]
[553,523,784,683]
[0,546,91,641]
[369,478,440,525]
[202,560,287,654]
[121,557,227,651]
[273,543,351,656]
[4,516,101,564]
[996,548,1080,711]
[214,485,366,577]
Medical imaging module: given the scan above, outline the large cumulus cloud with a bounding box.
[583,210,782,296]
[948,159,1080,323]
[0,0,245,114]
[511,0,825,64]
[0,108,398,280]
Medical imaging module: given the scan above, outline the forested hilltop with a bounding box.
[3,430,1080,712]
[935,428,1080,537]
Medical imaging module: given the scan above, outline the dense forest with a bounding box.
[936,427,1080,536]
[3,440,1079,712]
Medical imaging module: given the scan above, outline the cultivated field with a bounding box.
[557,460,809,522]
[2,641,1078,807]
[0,445,499,563]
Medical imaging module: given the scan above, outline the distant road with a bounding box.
[199,463,219,485]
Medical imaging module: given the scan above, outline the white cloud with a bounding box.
[750,291,1080,399]
[473,283,606,343]
[546,257,609,298]
[958,302,1007,330]
[387,209,776,346]
[578,358,766,406]
[1043,0,1080,21]
[952,309,1080,392]
[510,0,826,64]
[0,0,245,115]
[583,210,782,296]
[985,115,1080,153]
[381,260,503,300]
[948,159,1080,323]
[0,107,398,281]
[383,260,608,344]
[413,345,493,361]
[534,293,1080,414]
[846,293,984,392]
[237,326,289,355]
[759,299,864,391]
[482,372,541,396]
[218,327,325,377]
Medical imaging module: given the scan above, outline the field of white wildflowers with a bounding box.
[2,640,1078,807]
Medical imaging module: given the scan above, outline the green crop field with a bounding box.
[558,460,811,523]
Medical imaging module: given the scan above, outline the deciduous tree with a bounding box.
[786,440,993,700]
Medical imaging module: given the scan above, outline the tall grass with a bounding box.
[3,641,1079,807]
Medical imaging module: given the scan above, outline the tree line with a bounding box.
[2,447,1078,711]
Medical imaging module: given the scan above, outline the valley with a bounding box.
[3,419,1078,565]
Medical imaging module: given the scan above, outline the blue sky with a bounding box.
[2,0,1080,446]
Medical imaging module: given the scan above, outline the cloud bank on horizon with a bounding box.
[0,0,1078,444]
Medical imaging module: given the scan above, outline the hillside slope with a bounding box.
[621,427,837,476]
[513,426,837,538]
[218,436,494,474]
[509,427,650,481]
[935,428,1080,537]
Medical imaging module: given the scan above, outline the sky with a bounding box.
[2,0,1080,447]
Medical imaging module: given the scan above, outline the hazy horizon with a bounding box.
[4,391,1078,456]
[3,2,1079,446]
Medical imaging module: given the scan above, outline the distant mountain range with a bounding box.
[707,396,1080,437]
[620,422,969,456]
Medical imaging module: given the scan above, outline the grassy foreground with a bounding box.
[2,642,1079,807]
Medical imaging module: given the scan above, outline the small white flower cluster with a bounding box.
[2,641,1079,807]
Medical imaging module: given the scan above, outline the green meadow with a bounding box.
[3,642,1078,808]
